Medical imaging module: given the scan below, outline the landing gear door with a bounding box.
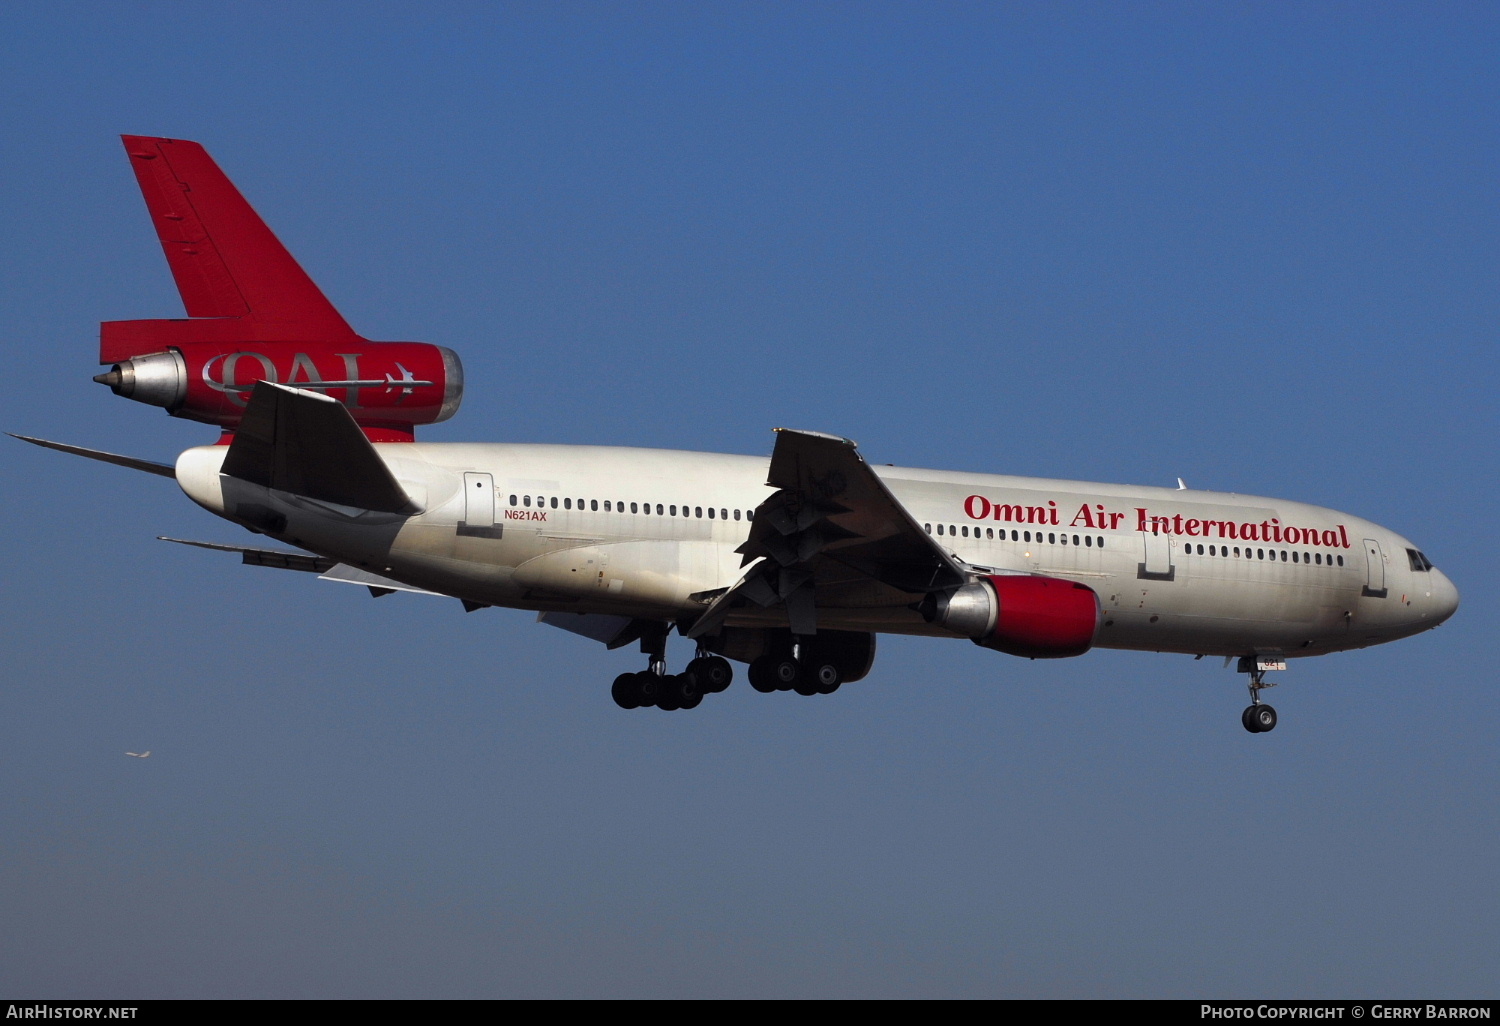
[1138,529,1175,581]
[458,472,502,539]
[1362,537,1387,598]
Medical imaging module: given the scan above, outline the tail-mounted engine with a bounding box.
[95,135,463,441]
[922,574,1101,659]
[95,334,462,442]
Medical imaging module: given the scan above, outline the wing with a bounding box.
[688,428,967,638]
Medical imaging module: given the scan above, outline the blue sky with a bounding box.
[1,2,1495,998]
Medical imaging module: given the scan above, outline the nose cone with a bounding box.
[1430,568,1460,625]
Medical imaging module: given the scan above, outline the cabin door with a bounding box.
[1362,537,1387,598]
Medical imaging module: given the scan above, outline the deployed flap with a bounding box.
[119,135,356,335]
[220,380,419,514]
[690,428,965,639]
[9,433,176,478]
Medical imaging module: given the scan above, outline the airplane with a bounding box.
[14,135,1459,732]
[126,752,151,758]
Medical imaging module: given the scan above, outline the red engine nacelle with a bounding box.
[924,574,1101,659]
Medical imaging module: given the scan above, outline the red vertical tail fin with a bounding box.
[115,135,356,343]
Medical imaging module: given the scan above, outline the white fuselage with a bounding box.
[175,441,1458,660]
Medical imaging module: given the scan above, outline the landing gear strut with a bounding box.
[1237,656,1281,733]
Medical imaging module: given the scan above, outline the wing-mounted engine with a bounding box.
[94,136,462,441]
[922,574,1101,659]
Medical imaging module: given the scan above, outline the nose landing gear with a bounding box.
[1237,655,1282,733]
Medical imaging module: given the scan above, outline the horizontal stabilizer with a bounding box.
[158,536,334,572]
[221,381,420,514]
[159,536,445,598]
[9,433,175,478]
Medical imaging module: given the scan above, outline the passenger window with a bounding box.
[1024,531,1032,543]
[591,500,598,511]
[937,524,945,536]
[746,510,754,521]
[1048,533,1056,544]
[550,497,558,509]
[733,509,741,521]
[655,504,663,515]
[630,502,638,513]
[1337,555,1344,566]
[523,495,531,507]
[925,523,932,534]
[696,507,703,518]
[1280,550,1287,561]
[721,509,728,520]
[564,498,572,510]
[987,528,994,539]
[509,494,517,506]
[708,507,716,519]
[1086,536,1093,547]
[1097,537,1104,548]
[1073,535,1080,546]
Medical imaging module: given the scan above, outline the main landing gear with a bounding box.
[746,643,843,697]
[1237,656,1281,733]
[611,649,734,712]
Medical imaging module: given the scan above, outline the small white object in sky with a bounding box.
[125,751,151,758]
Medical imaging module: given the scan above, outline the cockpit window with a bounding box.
[1406,548,1434,572]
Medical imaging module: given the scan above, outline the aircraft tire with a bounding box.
[635,671,662,708]
[656,679,683,712]
[748,656,778,693]
[810,662,841,694]
[611,673,642,710]
[772,657,799,692]
[702,656,733,692]
[1249,704,1277,733]
[1242,706,1258,732]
